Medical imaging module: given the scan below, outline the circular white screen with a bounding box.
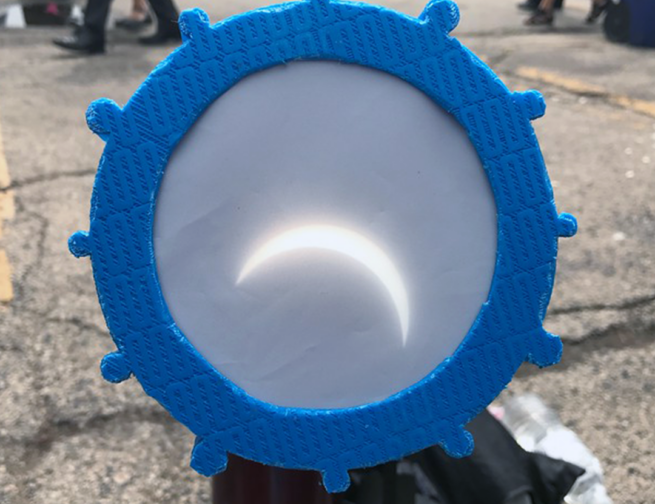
[154,61,497,409]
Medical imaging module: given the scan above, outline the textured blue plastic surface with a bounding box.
[70,0,577,492]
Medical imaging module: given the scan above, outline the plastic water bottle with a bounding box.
[500,394,613,504]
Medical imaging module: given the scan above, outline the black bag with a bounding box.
[343,410,584,504]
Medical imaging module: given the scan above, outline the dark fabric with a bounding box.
[411,410,585,504]
[342,465,418,504]
[83,0,111,36]
[342,410,583,504]
[528,452,585,504]
[147,0,179,35]
[603,0,631,43]
[83,0,178,37]
[519,0,564,9]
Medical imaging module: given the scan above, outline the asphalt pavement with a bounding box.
[0,0,653,502]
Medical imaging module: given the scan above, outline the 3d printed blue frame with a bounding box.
[69,0,577,492]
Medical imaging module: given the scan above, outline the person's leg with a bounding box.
[139,0,180,45]
[53,0,109,52]
[125,0,149,20]
[518,0,563,13]
[517,0,540,12]
[525,0,556,25]
[539,0,557,13]
[83,0,112,37]
[115,0,152,30]
[134,0,148,15]
[148,0,178,32]
[586,0,608,23]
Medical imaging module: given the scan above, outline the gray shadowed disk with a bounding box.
[153,61,497,409]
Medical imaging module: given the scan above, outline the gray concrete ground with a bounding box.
[0,0,653,502]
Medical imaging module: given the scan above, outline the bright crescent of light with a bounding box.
[236,225,410,344]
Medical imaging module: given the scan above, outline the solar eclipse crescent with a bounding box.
[237,225,410,345]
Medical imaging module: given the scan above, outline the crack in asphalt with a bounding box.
[518,321,655,378]
[0,168,96,193]
[24,407,173,452]
[45,315,109,339]
[549,293,655,316]
[484,50,510,69]
[2,406,175,486]
[9,197,50,308]
[500,67,655,119]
